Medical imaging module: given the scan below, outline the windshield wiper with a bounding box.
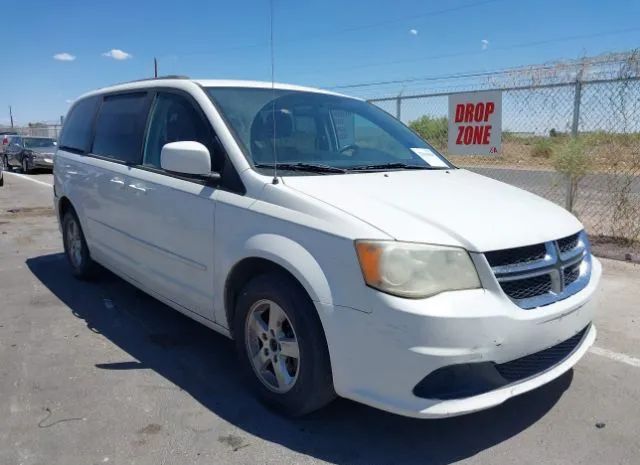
[254,162,347,174]
[348,162,447,171]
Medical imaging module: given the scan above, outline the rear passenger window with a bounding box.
[59,96,99,153]
[92,93,150,163]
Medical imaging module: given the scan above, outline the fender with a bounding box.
[242,233,333,305]
[213,233,336,328]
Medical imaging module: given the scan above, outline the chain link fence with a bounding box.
[369,76,640,248]
[3,124,63,139]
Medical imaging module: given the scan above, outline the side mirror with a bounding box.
[161,141,212,176]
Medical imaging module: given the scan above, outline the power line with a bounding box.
[326,55,632,96]
[290,0,502,41]
[159,0,502,59]
[313,26,640,88]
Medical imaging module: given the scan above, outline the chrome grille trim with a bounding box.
[486,231,591,309]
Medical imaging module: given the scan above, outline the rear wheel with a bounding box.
[234,273,335,416]
[62,210,96,279]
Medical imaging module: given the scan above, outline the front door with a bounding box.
[121,90,221,319]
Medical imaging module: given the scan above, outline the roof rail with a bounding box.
[113,75,191,86]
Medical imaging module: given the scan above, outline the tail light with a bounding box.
[2,137,7,145]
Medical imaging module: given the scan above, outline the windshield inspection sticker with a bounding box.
[411,148,448,167]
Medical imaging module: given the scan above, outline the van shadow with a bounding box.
[27,253,573,465]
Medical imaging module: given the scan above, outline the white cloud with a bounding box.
[53,52,76,61]
[481,39,489,50]
[409,29,418,36]
[102,49,133,60]
[65,99,74,104]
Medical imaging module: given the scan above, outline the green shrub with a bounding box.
[553,138,591,178]
[408,116,448,150]
[553,138,592,212]
[531,138,554,158]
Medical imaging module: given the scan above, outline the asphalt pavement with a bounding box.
[1,170,639,465]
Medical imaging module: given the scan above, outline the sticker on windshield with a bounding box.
[410,148,448,168]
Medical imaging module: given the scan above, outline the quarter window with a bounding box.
[143,92,216,170]
[59,96,99,153]
[92,93,150,163]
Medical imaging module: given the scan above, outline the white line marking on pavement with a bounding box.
[4,171,53,188]
[590,346,640,368]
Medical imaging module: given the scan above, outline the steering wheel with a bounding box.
[339,143,360,154]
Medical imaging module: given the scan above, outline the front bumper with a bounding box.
[31,157,54,169]
[320,257,601,418]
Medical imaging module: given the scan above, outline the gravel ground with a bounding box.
[1,171,639,465]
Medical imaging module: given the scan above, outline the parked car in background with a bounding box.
[2,136,57,173]
[1,131,18,158]
[54,77,600,419]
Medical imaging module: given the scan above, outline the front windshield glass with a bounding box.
[206,87,452,172]
[24,138,56,148]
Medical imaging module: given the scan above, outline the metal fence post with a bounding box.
[395,97,402,121]
[565,78,583,212]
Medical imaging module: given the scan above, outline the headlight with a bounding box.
[355,240,481,298]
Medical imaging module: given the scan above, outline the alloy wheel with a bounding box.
[65,218,83,269]
[245,299,300,393]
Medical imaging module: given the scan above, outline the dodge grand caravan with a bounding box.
[54,77,600,418]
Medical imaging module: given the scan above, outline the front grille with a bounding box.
[563,262,581,286]
[500,274,553,300]
[485,231,591,309]
[485,243,547,268]
[558,233,580,254]
[496,326,589,382]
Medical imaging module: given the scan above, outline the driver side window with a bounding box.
[332,110,409,159]
[143,92,219,170]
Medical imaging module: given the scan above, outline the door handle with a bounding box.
[109,178,125,186]
[128,183,147,193]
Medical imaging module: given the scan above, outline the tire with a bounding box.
[234,273,335,417]
[21,157,31,174]
[61,210,97,280]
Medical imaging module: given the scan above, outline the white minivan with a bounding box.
[54,77,600,418]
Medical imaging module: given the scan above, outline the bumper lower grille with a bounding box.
[496,325,589,382]
[485,231,591,309]
[413,325,591,400]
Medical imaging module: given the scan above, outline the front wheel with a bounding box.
[62,211,97,279]
[21,158,31,174]
[234,273,335,416]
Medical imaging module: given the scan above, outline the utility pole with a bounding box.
[154,57,158,78]
[9,105,14,128]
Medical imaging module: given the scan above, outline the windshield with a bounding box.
[206,87,452,173]
[24,138,56,148]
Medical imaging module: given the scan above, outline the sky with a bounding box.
[1,0,639,124]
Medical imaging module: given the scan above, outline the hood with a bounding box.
[30,147,56,156]
[283,169,582,252]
